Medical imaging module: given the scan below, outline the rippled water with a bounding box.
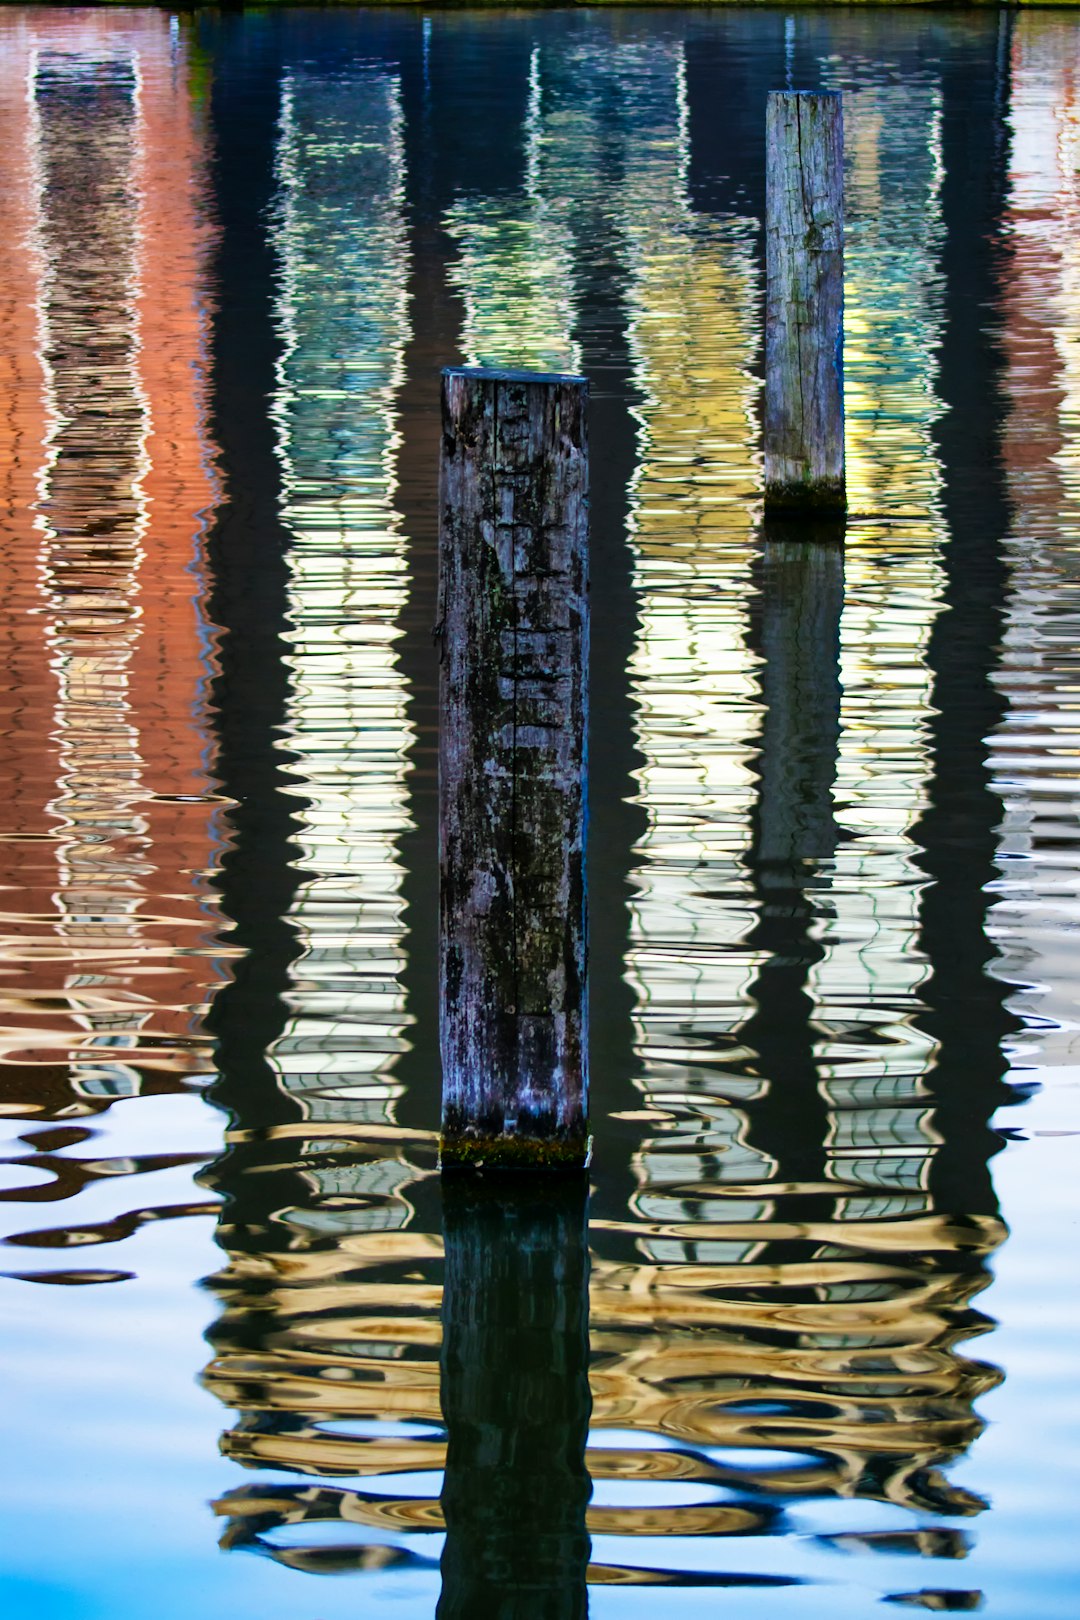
[1,7,1079,1618]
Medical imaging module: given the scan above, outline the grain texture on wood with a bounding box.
[438,1179,591,1618]
[438,366,589,1170]
[765,91,846,516]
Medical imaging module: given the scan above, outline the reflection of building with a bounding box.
[267,69,415,1210]
[811,68,950,1210]
[614,42,768,1231]
[0,15,225,1151]
[998,18,1080,539]
[991,17,1080,1063]
[203,67,434,1572]
[446,48,579,375]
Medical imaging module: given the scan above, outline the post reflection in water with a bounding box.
[739,530,843,1189]
[438,1179,591,1620]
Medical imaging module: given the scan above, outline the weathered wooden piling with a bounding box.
[764,91,845,517]
[438,367,589,1171]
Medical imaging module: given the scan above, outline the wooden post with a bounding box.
[438,367,589,1171]
[438,1178,591,1617]
[764,91,845,517]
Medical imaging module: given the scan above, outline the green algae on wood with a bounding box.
[438,367,589,1173]
[764,477,847,516]
[439,1127,593,1173]
[765,91,846,520]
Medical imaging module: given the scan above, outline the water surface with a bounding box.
[1,7,1079,1618]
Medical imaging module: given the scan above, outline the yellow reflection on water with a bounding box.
[616,41,767,1216]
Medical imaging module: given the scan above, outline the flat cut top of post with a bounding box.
[770,89,841,101]
[442,364,587,389]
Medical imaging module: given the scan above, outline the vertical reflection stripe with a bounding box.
[269,70,416,1232]
[204,68,438,1558]
[8,43,224,1101]
[33,55,154,1104]
[446,47,581,375]
[0,16,226,1262]
[992,19,1080,1067]
[616,44,769,1223]
[814,73,949,1209]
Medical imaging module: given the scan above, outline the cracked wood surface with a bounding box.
[438,367,589,1167]
[764,91,846,515]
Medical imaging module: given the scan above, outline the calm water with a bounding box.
[1,6,1079,1617]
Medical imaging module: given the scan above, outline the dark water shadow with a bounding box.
[438,1176,592,1620]
[740,526,843,1191]
[916,18,1027,1216]
[201,19,305,1142]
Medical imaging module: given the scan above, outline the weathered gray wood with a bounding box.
[438,367,589,1170]
[765,91,846,516]
[438,1178,591,1617]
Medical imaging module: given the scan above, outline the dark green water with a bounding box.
[1,7,1078,1617]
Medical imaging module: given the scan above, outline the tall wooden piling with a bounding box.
[764,91,845,517]
[438,367,589,1171]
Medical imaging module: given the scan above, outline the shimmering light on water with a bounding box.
[0,15,225,1257]
[1,7,1079,1619]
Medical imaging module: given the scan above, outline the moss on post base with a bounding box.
[439,1129,592,1174]
[764,477,846,518]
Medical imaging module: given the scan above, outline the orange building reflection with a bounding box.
[0,14,227,1157]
